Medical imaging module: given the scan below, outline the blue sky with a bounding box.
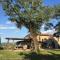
[0,0,60,43]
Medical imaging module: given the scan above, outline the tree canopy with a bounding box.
[0,0,55,34]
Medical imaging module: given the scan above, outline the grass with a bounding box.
[0,49,60,60]
[0,50,23,60]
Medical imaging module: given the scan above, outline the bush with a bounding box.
[0,46,4,50]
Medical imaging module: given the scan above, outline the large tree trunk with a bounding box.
[31,34,39,53]
[29,21,40,52]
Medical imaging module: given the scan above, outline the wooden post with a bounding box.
[7,39,9,44]
[13,40,14,44]
[13,40,15,50]
[7,39,9,49]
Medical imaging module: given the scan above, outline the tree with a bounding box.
[52,5,60,42]
[0,0,55,52]
[45,5,60,32]
[54,5,60,32]
[54,22,60,32]
[53,5,60,19]
[53,22,60,41]
[0,37,1,45]
[44,23,54,31]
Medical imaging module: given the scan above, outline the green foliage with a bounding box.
[55,22,60,32]
[44,23,54,31]
[0,0,54,34]
[53,5,60,19]
[0,37,1,45]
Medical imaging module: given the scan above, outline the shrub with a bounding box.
[0,46,4,50]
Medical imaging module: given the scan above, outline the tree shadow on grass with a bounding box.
[19,51,60,60]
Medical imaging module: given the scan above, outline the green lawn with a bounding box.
[0,49,60,60]
[0,50,24,60]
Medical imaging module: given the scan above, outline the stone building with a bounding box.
[25,33,60,49]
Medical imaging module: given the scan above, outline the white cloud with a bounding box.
[6,21,12,24]
[41,29,56,35]
[6,21,16,25]
[0,25,16,29]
